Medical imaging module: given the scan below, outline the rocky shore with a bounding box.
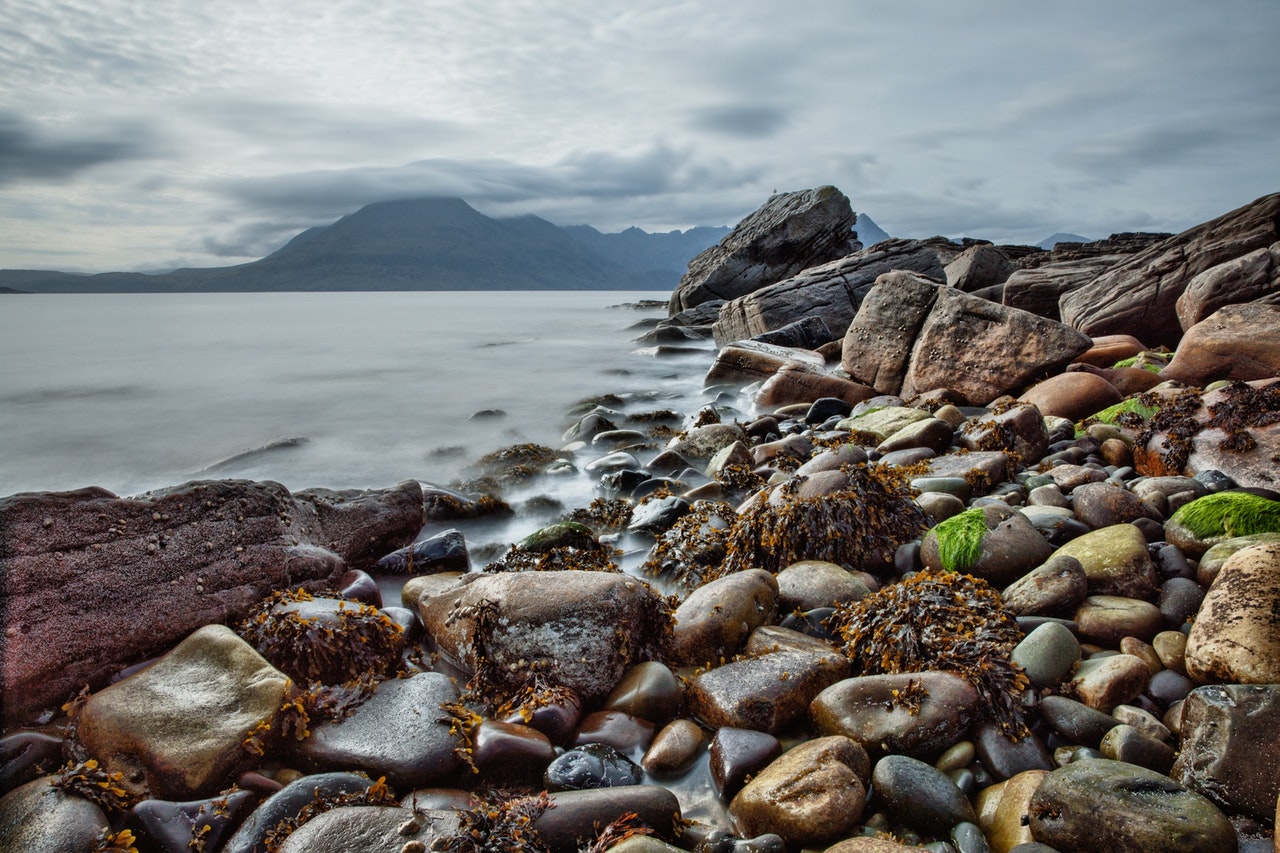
[3,185,1280,853]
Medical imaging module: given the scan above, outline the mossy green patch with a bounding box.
[933,507,988,572]
[1085,397,1161,428]
[1111,356,1163,373]
[1170,492,1280,540]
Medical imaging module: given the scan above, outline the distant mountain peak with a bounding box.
[1037,232,1093,250]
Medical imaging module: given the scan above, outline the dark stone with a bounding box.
[374,527,469,574]
[805,397,854,424]
[535,786,681,852]
[124,790,257,853]
[973,721,1055,781]
[751,316,835,350]
[628,495,691,535]
[0,776,110,853]
[335,569,381,606]
[710,727,782,798]
[0,732,63,795]
[571,711,656,754]
[471,721,556,781]
[872,754,978,839]
[1037,695,1119,748]
[543,743,642,791]
[223,772,376,853]
[1157,577,1205,629]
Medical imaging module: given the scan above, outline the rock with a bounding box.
[978,769,1048,853]
[1001,255,1127,321]
[1011,621,1080,686]
[750,315,836,350]
[729,736,870,847]
[670,187,856,314]
[776,561,871,611]
[1098,724,1175,774]
[1074,335,1148,368]
[544,743,642,791]
[810,671,981,758]
[920,504,1054,585]
[1074,595,1163,644]
[670,569,778,666]
[821,839,925,853]
[876,416,954,455]
[291,672,462,789]
[1038,695,1122,748]
[222,771,378,853]
[1173,684,1280,823]
[1161,303,1280,385]
[1184,542,1280,683]
[667,422,751,462]
[841,270,947,394]
[602,662,681,726]
[872,753,978,838]
[756,361,876,408]
[1060,191,1280,348]
[902,287,1093,404]
[1001,554,1089,616]
[536,786,681,852]
[1050,524,1160,599]
[641,719,704,776]
[957,402,1051,463]
[628,495,690,535]
[0,479,420,725]
[1066,654,1150,712]
[416,570,671,704]
[714,238,952,346]
[275,805,448,853]
[686,647,849,734]
[0,732,64,795]
[471,720,557,780]
[709,727,782,798]
[1177,240,1280,330]
[1020,372,1123,422]
[76,624,291,800]
[0,776,110,853]
[1070,482,1162,529]
[704,340,826,386]
[946,244,1016,292]
[923,451,1016,495]
[374,527,468,573]
[1028,758,1237,853]
[124,789,257,853]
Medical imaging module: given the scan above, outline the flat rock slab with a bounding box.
[0,478,422,725]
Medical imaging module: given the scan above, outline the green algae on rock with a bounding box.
[1170,492,1280,540]
[832,571,1030,737]
[930,507,987,572]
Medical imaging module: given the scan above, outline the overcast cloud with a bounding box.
[1,0,1277,271]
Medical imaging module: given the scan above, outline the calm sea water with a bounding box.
[0,291,716,503]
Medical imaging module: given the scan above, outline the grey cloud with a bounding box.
[1054,124,1230,181]
[689,105,790,139]
[199,219,317,259]
[0,110,158,186]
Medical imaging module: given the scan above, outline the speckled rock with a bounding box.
[729,736,870,846]
[416,570,671,705]
[1173,684,1280,823]
[1070,482,1162,529]
[1050,524,1160,599]
[1185,542,1280,683]
[1001,555,1088,616]
[1028,758,1237,853]
[76,624,291,800]
[0,776,110,853]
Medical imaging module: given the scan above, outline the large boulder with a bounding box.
[713,237,954,345]
[1173,684,1280,824]
[1184,541,1280,684]
[945,243,1016,292]
[1159,303,1280,386]
[669,186,857,314]
[1177,242,1280,330]
[1001,233,1170,321]
[1060,191,1280,347]
[0,479,422,726]
[416,570,672,704]
[841,271,941,394]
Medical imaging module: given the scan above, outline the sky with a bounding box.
[1,0,1278,273]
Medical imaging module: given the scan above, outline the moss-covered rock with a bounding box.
[1166,491,1280,557]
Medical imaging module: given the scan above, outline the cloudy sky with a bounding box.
[2,0,1278,272]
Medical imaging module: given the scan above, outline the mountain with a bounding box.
[1037,232,1092,250]
[853,213,890,247]
[0,198,725,293]
[564,224,731,284]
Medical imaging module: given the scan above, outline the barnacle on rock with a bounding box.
[1170,491,1280,540]
[721,464,927,576]
[831,570,1029,737]
[431,789,553,853]
[236,588,405,686]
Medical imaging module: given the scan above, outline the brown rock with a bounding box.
[902,288,1093,404]
[1074,596,1164,645]
[1051,523,1160,599]
[1159,302,1280,385]
[416,570,671,704]
[685,647,849,734]
[0,479,420,726]
[1185,542,1280,683]
[945,243,1016,292]
[980,769,1048,853]
[1073,334,1147,367]
[841,270,943,394]
[1001,554,1089,616]
[729,736,870,846]
[1176,242,1280,330]
[670,569,778,666]
[957,401,1051,462]
[1068,654,1150,711]
[755,361,876,408]
[1020,372,1123,421]
[810,671,980,758]
[1069,482,1162,529]
[1061,190,1280,347]
[703,341,826,386]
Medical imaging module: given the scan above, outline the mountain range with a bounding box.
[0,198,734,293]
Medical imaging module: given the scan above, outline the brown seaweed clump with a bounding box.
[52,758,138,814]
[432,790,553,853]
[721,463,927,576]
[260,776,397,852]
[236,589,406,685]
[1135,381,1280,472]
[831,570,1029,737]
[641,501,736,595]
[565,497,635,530]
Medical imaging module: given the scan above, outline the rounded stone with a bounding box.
[1070,482,1162,530]
[1068,654,1151,712]
[811,671,980,758]
[872,754,978,839]
[1157,578,1205,630]
[471,720,556,780]
[1021,372,1123,422]
[671,569,778,666]
[572,711,656,753]
[1185,542,1280,683]
[920,504,1054,585]
[1098,724,1175,774]
[1074,596,1164,645]
[973,721,1054,781]
[775,561,871,611]
[710,727,783,799]
[1028,758,1236,853]
[603,661,681,725]
[1050,524,1160,599]
[1152,630,1188,674]
[544,743,642,791]
[641,719,705,776]
[0,777,110,853]
[1011,621,1081,686]
[1001,554,1088,616]
[729,736,870,847]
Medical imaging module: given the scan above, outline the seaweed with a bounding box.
[720,464,927,575]
[51,758,138,813]
[260,776,397,852]
[1170,491,1280,540]
[831,570,1029,737]
[932,507,988,572]
[431,790,554,853]
[90,829,138,853]
[641,501,736,595]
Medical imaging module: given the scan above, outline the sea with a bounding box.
[0,291,720,512]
